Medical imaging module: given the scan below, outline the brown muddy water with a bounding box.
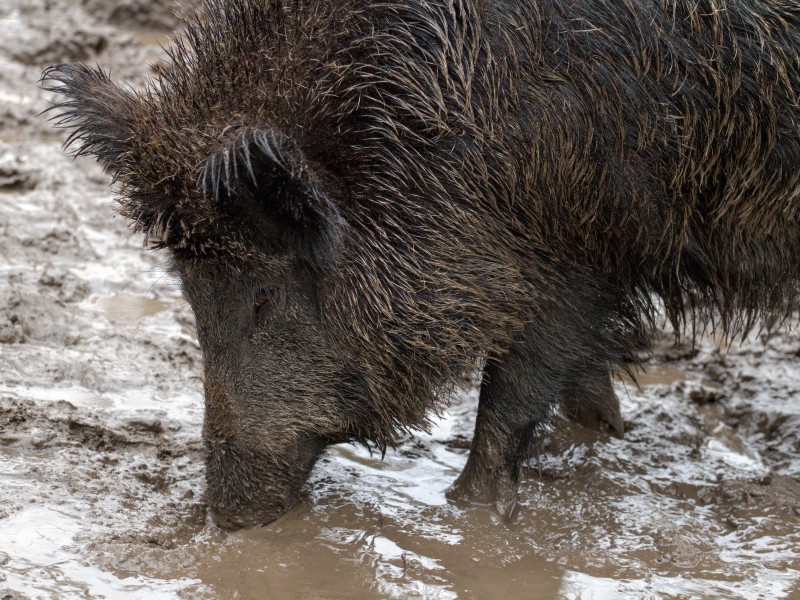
[1,1,799,598]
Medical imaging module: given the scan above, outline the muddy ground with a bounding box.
[0,1,799,598]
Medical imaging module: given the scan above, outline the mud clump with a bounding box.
[37,266,91,305]
[12,27,109,66]
[717,476,800,513]
[0,397,168,452]
[0,147,37,191]
[688,386,726,406]
[81,0,187,31]
[0,284,81,345]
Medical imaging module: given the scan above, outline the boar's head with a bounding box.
[176,127,360,530]
[42,60,381,528]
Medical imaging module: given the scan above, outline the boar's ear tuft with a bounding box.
[41,64,135,176]
[201,126,343,270]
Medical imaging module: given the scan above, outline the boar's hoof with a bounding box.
[563,394,625,439]
[446,457,520,521]
[562,376,625,438]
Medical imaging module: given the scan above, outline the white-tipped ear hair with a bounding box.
[200,125,344,270]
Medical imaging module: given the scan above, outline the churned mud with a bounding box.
[1,1,799,598]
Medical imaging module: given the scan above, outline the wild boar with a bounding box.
[44,0,800,528]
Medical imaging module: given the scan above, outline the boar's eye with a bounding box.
[254,286,281,315]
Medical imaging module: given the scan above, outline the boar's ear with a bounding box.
[41,64,135,176]
[201,126,343,270]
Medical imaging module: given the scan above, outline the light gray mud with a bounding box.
[1,2,799,598]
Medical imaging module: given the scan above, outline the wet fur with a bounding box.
[44,0,800,520]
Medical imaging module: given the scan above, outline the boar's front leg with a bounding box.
[446,341,559,516]
[446,316,625,515]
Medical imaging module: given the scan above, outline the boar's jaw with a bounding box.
[204,433,327,530]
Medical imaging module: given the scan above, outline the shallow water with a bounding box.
[1,1,799,598]
[82,294,179,322]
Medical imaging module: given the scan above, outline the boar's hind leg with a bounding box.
[446,343,560,517]
[562,369,624,438]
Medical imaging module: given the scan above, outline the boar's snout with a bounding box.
[204,431,327,529]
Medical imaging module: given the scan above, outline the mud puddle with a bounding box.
[81,295,181,323]
[1,1,799,599]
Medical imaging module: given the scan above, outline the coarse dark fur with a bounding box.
[44,0,800,528]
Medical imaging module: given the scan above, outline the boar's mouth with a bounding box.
[204,433,329,530]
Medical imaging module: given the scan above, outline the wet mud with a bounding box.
[1,1,799,598]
